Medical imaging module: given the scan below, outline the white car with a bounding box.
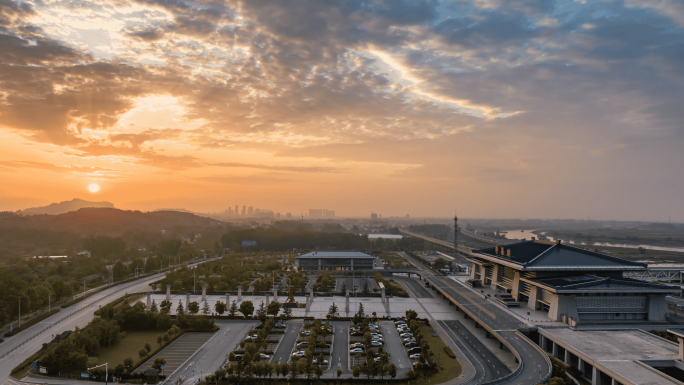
[372,336,383,341]
[409,353,420,360]
[403,338,416,343]
[400,333,413,338]
[260,353,271,359]
[350,347,364,353]
[292,351,306,357]
[370,341,383,347]
[244,335,258,341]
[314,359,329,366]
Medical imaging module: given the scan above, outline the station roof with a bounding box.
[530,274,679,294]
[296,251,376,259]
[470,241,647,271]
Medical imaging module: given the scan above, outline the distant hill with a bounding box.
[20,198,115,215]
[0,207,225,235]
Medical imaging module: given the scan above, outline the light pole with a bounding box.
[18,297,21,327]
[48,294,51,314]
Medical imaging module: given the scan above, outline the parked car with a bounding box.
[409,354,420,360]
[259,353,271,359]
[369,324,379,330]
[301,331,311,336]
[370,341,383,347]
[403,338,416,343]
[244,335,258,341]
[297,342,308,348]
[292,351,306,357]
[314,359,329,366]
[350,342,364,348]
[255,324,265,329]
[350,347,364,353]
[400,333,413,338]
[405,342,418,348]
[233,354,244,361]
[408,347,422,355]
[274,323,287,329]
[351,331,364,336]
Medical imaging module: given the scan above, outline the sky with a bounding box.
[0,0,683,220]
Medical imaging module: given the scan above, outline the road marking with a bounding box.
[439,280,496,319]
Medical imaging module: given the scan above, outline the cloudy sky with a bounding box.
[0,0,683,220]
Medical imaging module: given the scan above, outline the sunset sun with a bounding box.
[88,183,100,193]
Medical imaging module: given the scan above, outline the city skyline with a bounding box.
[1,1,683,221]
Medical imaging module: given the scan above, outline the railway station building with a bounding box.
[467,239,679,323]
[295,251,376,271]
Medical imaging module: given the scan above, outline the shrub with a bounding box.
[443,346,455,358]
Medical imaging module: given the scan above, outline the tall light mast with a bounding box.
[454,213,458,258]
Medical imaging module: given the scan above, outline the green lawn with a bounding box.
[411,324,462,385]
[94,331,162,367]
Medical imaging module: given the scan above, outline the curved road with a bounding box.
[397,252,551,385]
[0,259,218,384]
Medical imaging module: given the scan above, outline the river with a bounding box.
[503,229,684,253]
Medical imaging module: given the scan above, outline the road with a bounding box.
[164,320,254,385]
[326,320,350,378]
[271,320,302,364]
[392,276,434,298]
[0,259,218,385]
[398,252,552,385]
[439,320,509,383]
[378,321,409,378]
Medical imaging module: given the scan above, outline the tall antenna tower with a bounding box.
[454,209,458,258]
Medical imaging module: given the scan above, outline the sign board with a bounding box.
[39,367,47,374]
[81,372,90,378]
[241,241,257,247]
[31,362,38,372]
[160,364,165,369]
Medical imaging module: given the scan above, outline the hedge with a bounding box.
[4,309,60,337]
[443,346,455,358]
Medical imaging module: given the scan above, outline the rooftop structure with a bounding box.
[295,251,375,271]
[539,327,682,385]
[467,239,679,323]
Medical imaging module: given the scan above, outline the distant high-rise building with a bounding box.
[241,205,246,216]
[406,214,409,218]
[309,209,323,218]
[379,214,382,219]
[248,206,253,216]
[323,209,335,218]
[276,213,281,218]
[235,205,239,215]
[286,213,292,218]
[255,208,261,215]
[371,213,378,220]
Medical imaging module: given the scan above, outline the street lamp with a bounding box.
[87,362,108,385]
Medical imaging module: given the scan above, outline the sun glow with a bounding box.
[88,183,100,193]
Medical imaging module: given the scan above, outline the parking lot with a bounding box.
[329,321,351,376]
[379,320,410,377]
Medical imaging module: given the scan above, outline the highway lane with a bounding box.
[164,320,254,385]
[398,252,552,385]
[392,276,434,298]
[0,259,218,384]
[439,320,509,383]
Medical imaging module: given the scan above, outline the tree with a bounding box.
[160,300,172,314]
[352,366,360,379]
[152,357,167,370]
[340,282,347,295]
[215,301,227,315]
[327,302,339,319]
[388,363,397,379]
[138,348,148,359]
[163,333,170,343]
[267,301,281,317]
[150,300,158,313]
[547,378,566,385]
[239,301,254,317]
[229,300,238,317]
[406,369,416,379]
[176,301,184,315]
[112,261,128,281]
[188,301,200,314]
[283,306,292,318]
[315,365,323,379]
[256,301,267,317]
[362,281,370,295]
[123,357,133,369]
[337,368,342,379]
[406,309,418,321]
[202,300,211,315]
[157,334,163,347]
[357,303,365,318]
[144,342,151,353]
